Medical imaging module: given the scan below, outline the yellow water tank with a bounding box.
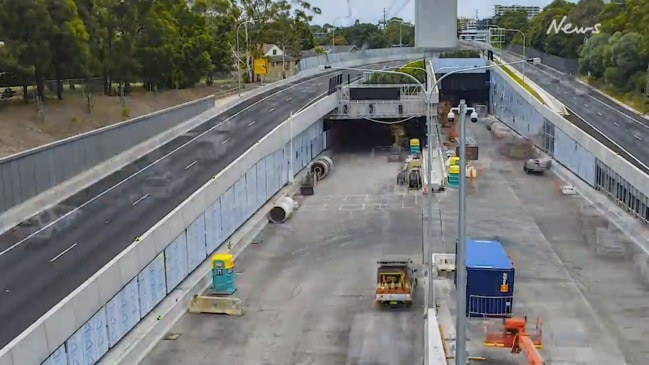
[449,165,461,174]
[211,253,234,269]
[450,156,460,166]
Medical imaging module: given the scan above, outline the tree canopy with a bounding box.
[0,0,321,102]
[499,0,648,95]
[311,17,414,49]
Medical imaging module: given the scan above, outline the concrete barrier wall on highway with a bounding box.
[297,47,424,72]
[0,93,338,365]
[490,67,649,201]
[0,49,425,365]
[0,48,423,235]
[0,96,215,215]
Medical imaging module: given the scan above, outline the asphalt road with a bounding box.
[144,152,424,365]
[0,60,406,349]
[496,50,649,172]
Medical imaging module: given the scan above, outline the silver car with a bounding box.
[524,158,551,174]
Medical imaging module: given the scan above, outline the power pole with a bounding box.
[383,8,386,30]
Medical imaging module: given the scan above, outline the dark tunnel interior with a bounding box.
[324,117,427,153]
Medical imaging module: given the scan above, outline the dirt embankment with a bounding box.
[0,84,240,158]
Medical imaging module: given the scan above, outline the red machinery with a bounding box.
[484,316,545,365]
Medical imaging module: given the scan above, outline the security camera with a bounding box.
[470,111,478,123]
[447,111,455,122]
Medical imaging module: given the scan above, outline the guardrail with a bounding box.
[0,48,424,365]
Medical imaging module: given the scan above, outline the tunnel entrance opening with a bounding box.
[324,117,426,153]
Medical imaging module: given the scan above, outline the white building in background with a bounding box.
[494,5,540,19]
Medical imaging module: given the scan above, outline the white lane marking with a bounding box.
[597,112,603,116]
[614,122,620,127]
[634,135,642,141]
[0,63,395,257]
[566,108,649,171]
[50,243,78,263]
[132,194,150,206]
[248,121,255,127]
[184,161,197,170]
[515,54,649,129]
[286,97,292,101]
[221,137,231,144]
[573,96,576,100]
[269,107,276,112]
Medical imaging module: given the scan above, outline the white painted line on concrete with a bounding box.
[221,137,231,144]
[286,97,292,101]
[50,243,77,263]
[248,121,256,127]
[634,134,642,141]
[0,70,337,257]
[132,194,150,206]
[184,161,197,170]
[269,107,276,112]
[597,112,603,116]
[614,122,620,127]
[573,96,577,100]
[588,94,649,129]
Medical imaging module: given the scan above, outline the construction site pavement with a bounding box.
[433,119,630,364]
[143,151,425,365]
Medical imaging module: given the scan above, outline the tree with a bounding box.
[495,10,529,44]
[385,17,414,46]
[579,32,610,78]
[528,0,577,56]
[0,0,55,101]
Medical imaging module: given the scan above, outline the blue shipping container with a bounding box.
[456,239,515,318]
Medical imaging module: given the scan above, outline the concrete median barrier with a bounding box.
[188,296,243,316]
[1,48,423,365]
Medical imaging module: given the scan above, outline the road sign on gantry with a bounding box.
[254,58,269,75]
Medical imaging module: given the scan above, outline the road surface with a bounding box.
[143,151,425,365]
[433,118,644,364]
[496,50,649,173]
[0,61,405,348]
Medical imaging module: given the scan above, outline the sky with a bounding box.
[309,0,569,26]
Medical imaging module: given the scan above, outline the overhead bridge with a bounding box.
[330,84,427,119]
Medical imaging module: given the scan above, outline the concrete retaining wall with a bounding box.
[0,92,338,365]
[1,49,423,235]
[490,67,649,200]
[0,49,425,365]
[0,96,215,215]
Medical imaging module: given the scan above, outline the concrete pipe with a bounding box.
[268,196,296,224]
[310,156,334,180]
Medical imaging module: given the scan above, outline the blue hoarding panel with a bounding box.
[138,252,166,318]
[256,159,267,206]
[245,167,257,219]
[106,278,140,347]
[234,177,246,229]
[221,187,235,239]
[265,154,275,196]
[164,233,189,293]
[66,308,109,364]
[42,344,67,365]
[186,215,207,272]
[205,198,222,254]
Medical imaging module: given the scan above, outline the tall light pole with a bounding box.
[447,100,476,365]
[236,20,254,96]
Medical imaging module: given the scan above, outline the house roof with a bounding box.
[261,43,277,54]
